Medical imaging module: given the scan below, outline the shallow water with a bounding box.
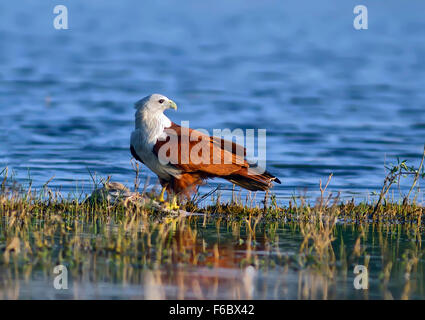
[1,0,425,203]
[1,218,424,300]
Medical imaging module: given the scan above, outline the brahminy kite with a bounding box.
[130,94,280,209]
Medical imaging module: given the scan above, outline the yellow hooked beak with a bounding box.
[168,100,177,110]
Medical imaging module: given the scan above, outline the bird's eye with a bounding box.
[158,99,165,104]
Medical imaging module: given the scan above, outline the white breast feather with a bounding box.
[130,112,182,180]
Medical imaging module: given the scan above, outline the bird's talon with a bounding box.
[163,195,179,211]
[163,202,180,211]
[170,204,180,211]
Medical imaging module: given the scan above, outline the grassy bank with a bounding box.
[0,152,425,299]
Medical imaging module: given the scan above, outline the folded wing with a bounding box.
[153,122,280,192]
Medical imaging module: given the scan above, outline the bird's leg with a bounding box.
[158,186,167,203]
[170,195,179,210]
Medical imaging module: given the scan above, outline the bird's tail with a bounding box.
[224,168,281,192]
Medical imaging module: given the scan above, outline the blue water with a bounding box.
[1,0,425,203]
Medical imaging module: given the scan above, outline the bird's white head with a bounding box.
[134,94,177,130]
[134,94,177,114]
